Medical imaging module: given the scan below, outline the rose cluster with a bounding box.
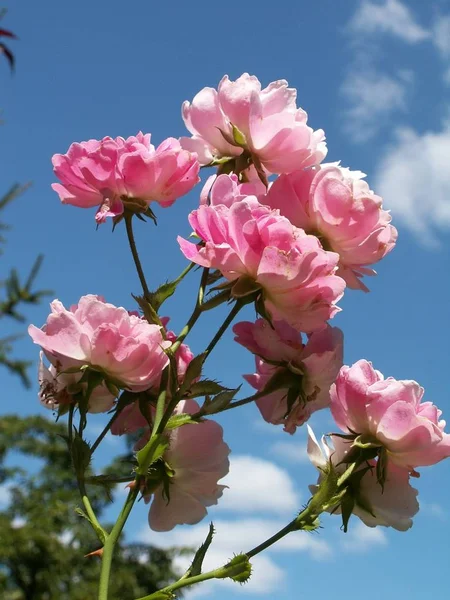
[29,73,448,538]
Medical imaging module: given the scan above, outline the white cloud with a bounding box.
[421,502,447,520]
[218,455,300,515]
[139,518,331,596]
[0,483,11,507]
[341,520,388,552]
[433,15,450,58]
[374,125,450,243]
[341,69,409,142]
[270,440,309,465]
[432,15,450,84]
[348,0,429,44]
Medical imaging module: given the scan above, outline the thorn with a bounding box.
[85,547,103,558]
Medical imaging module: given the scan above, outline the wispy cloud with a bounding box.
[134,453,330,595]
[432,15,450,84]
[139,518,331,596]
[219,455,300,514]
[348,0,429,43]
[374,124,450,244]
[341,69,410,143]
[270,439,310,465]
[341,0,427,143]
[341,520,388,552]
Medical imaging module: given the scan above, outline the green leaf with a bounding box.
[199,289,230,311]
[185,522,215,577]
[230,275,261,298]
[165,413,196,430]
[179,353,207,396]
[136,434,169,475]
[185,379,227,398]
[149,280,178,312]
[232,124,247,147]
[70,431,92,479]
[132,293,162,326]
[340,491,355,533]
[201,386,242,415]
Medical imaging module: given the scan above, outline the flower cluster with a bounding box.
[31,71,448,546]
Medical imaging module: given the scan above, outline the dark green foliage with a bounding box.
[0,415,182,600]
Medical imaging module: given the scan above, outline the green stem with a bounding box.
[135,569,221,600]
[68,405,74,445]
[172,261,196,286]
[203,300,243,359]
[170,267,209,354]
[192,390,268,419]
[90,409,122,455]
[134,504,318,600]
[125,213,151,299]
[151,366,169,436]
[79,479,109,543]
[98,481,141,600]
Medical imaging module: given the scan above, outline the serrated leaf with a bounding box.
[201,386,241,415]
[149,280,178,312]
[340,492,355,533]
[136,434,169,475]
[75,506,90,521]
[185,379,227,398]
[70,431,92,479]
[179,353,206,396]
[165,413,196,430]
[186,522,215,577]
[199,289,230,311]
[132,294,162,326]
[74,507,107,544]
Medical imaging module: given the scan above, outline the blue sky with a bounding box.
[1,0,450,598]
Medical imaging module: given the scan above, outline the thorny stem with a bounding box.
[170,267,209,354]
[98,481,141,600]
[134,502,322,600]
[90,409,122,455]
[203,300,243,360]
[125,213,151,299]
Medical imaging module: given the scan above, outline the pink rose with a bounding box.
[178,198,345,333]
[38,352,116,414]
[330,360,450,470]
[307,427,419,531]
[234,319,343,433]
[181,73,327,175]
[111,318,195,436]
[200,173,266,207]
[264,164,397,291]
[143,400,230,531]
[28,295,171,392]
[52,133,200,222]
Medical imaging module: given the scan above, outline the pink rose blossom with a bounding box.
[28,295,171,392]
[307,426,419,531]
[178,198,345,332]
[200,173,266,207]
[143,399,230,531]
[111,318,195,436]
[38,352,116,414]
[330,360,450,470]
[264,164,397,291]
[52,133,200,222]
[234,319,343,433]
[181,73,327,175]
